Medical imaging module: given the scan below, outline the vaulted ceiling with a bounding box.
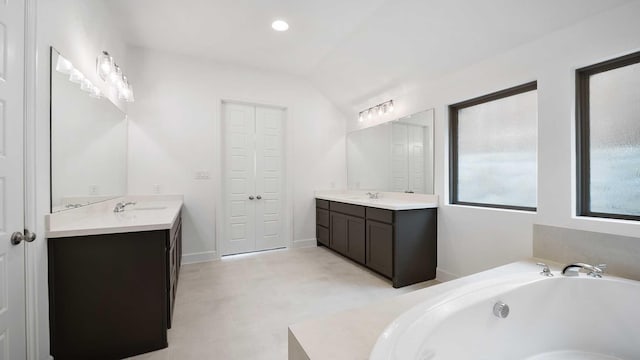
[107,0,630,111]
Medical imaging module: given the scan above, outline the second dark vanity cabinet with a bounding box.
[316,199,436,287]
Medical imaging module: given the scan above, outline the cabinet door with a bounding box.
[316,225,330,247]
[346,216,365,264]
[366,220,393,278]
[330,212,348,255]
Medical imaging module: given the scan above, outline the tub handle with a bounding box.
[589,264,607,278]
[536,263,553,277]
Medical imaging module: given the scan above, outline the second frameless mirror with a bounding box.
[347,109,435,194]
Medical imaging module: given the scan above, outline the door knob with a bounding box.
[256,195,262,200]
[11,230,37,245]
[249,196,254,200]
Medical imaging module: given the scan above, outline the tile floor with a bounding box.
[129,246,437,360]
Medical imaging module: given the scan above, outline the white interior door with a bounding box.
[223,103,256,255]
[0,0,27,358]
[254,107,284,251]
[223,103,285,255]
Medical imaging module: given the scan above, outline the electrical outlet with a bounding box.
[195,171,211,180]
[152,184,161,194]
[89,184,99,195]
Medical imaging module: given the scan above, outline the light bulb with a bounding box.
[55,54,74,75]
[119,84,134,102]
[126,85,135,102]
[97,51,114,81]
[388,101,394,113]
[367,110,372,120]
[69,68,85,83]
[117,75,128,90]
[108,65,122,84]
[359,112,364,122]
[378,106,384,116]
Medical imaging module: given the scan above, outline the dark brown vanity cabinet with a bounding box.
[48,213,182,359]
[316,199,436,288]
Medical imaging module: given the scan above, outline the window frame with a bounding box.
[449,81,538,212]
[576,51,640,221]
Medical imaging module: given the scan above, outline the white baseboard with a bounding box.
[182,250,218,264]
[292,238,317,249]
[436,267,460,282]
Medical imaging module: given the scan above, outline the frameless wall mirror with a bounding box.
[50,48,128,212]
[347,109,435,194]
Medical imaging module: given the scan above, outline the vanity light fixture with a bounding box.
[96,50,135,102]
[358,100,394,122]
[97,51,114,81]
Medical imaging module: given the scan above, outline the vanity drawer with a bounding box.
[366,207,393,224]
[330,201,365,218]
[316,198,330,209]
[316,208,330,228]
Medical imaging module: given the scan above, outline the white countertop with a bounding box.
[46,195,183,238]
[288,259,557,360]
[315,191,438,210]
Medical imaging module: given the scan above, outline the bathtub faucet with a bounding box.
[561,263,607,278]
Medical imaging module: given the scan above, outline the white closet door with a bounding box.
[0,0,26,358]
[391,123,409,192]
[223,103,256,255]
[254,107,285,251]
[407,124,426,193]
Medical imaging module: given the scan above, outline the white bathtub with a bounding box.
[370,271,640,360]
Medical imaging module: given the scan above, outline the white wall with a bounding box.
[34,0,128,357]
[348,2,640,279]
[125,47,347,262]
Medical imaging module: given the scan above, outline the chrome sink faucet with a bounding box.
[366,192,380,199]
[561,262,607,278]
[113,201,136,213]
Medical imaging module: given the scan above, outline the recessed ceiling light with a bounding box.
[272,20,289,32]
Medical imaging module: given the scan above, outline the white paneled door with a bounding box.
[223,103,285,256]
[0,0,27,359]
